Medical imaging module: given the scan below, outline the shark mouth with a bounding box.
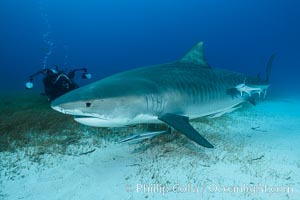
[74,114,160,128]
[73,116,127,127]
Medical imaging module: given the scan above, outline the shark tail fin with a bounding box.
[266,54,275,83]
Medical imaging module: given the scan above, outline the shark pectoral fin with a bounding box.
[158,113,214,148]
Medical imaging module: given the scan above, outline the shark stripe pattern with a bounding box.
[51,42,272,148]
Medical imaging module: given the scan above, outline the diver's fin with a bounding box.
[119,129,170,143]
[266,54,275,82]
[158,113,214,148]
[179,41,211,68]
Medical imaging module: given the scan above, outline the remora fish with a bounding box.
[51,42,274,148]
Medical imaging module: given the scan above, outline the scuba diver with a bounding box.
[25,66,91,102]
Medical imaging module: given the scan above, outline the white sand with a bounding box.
[1,98,299,200]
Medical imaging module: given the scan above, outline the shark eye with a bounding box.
[86,102,92,107]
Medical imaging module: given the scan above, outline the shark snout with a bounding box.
[51,105,66,114]
[50,103,93,117]
[50,100,69,114]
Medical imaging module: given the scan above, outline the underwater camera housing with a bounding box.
[81,67,92,79]
[25,66,92,101]
[82,72,92,79]
[25,81,34,89]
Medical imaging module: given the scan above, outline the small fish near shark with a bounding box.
[51,42,274,148]
[234,80,270,98]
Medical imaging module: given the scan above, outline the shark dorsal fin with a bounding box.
[179,41,211,68]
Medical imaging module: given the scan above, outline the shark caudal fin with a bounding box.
[266,54,275,83]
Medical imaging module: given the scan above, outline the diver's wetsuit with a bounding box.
[27,67,90,102]
[43,71,79,101]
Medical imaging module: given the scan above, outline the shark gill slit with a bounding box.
[215,79,221,99]
[198,85,203,103]
[212,84,217,100]
[200,82,206,101]
[210,84,216,100]
[158,95,164,114]
[150,94,155,112]
[207,84,212,102]
[145,95,149,111]
[208,82,213,101]
[204,84,209,102]
[208,81,213,100]
[156,95,160,113]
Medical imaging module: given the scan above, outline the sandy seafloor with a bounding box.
[1,97,299,200]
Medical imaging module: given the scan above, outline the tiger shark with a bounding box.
[51,42,274,148]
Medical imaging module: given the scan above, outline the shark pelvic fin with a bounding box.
[179,41,211,68]
[158,113,214,148]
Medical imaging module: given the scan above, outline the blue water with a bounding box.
[0,0,299,95]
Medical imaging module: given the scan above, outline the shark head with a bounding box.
[51,76,157,127]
